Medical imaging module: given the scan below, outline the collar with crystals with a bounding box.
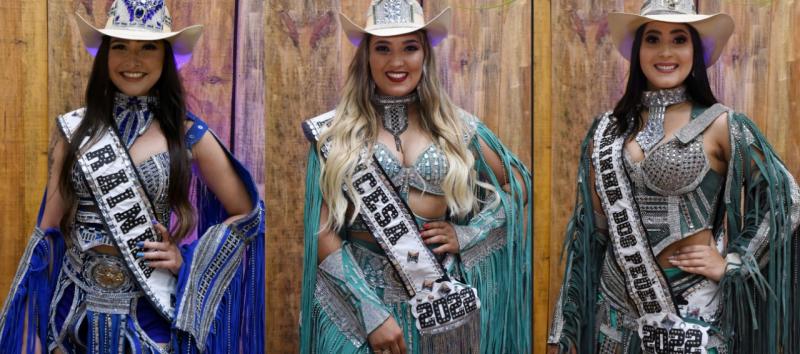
[635,86,688,152]
[113,92,158,148]
[371,91,419,153]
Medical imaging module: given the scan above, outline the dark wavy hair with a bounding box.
[58,36,195,241]
[612,23,718,135]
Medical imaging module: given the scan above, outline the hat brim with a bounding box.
[76,13,203,68]
[339,7,452,47]
[608,12,734,67]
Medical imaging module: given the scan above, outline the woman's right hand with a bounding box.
[368,316,406,354]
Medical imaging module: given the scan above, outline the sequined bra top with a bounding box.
[71,152,171,251]
[624,105,726,256]
[374,141,449,196]
[344,110,479,233]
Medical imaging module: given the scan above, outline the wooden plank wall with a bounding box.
[0,0,265,337]
[0,0,48,309]
[264,0,531,352]
[534,0,800,353]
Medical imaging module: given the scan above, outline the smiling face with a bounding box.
[369,33,425,97]
[108,38,165,96]
[639,21,694,90]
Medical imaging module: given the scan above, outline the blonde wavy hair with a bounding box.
[318,31,478,232]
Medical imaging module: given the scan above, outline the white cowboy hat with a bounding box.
[339,0,452,47]
[76,0,203,68]
[608,0,734,67]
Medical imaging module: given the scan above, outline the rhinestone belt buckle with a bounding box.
[91,260,128,290]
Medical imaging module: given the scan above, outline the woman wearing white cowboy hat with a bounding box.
[0,0,265,353]
[299,1,531,354]
[548,0,800,353]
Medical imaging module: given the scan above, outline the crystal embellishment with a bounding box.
[113,93,157,148]
[374,0,413,25]
[372,91,419,152]
[114,0,169,30]
[641,0,696,15]
[635,86,688,152]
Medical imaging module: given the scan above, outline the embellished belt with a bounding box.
[348,241,410,304]
[64,247,141,314]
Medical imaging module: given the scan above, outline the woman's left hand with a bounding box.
[668,244,727,282]
[421,221,460,255]
[138,222,183,275]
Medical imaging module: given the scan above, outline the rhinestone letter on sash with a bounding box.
[635,86,688,152]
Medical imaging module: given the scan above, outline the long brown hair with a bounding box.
[59,36,195,241]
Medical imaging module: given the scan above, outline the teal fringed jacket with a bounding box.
[299,109,532,353]
[548,106,800,353]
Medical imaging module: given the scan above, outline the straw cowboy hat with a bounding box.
[608,0,734,67]
[76,0,203,68]
[339,0,452,47]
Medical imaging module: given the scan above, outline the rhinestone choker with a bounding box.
[371,91,419,152]
[635,86,689,152]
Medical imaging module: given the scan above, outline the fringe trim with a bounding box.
[0,228,66,354]
[419,310,480,354]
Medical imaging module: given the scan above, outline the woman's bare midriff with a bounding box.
[656,229,714,268]
[349,188,447,244]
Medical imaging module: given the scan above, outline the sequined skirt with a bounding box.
[47,247,171,354]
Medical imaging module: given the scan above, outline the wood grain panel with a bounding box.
[232,0,266,196]
[701,0,799,177]
[539,1,800,351]
[546,0,638,328]
[533,0,552,352]
[264,1,351,351]
[264,1,532,352]
[0,0,48,300]
[173,0,236,143]
[424,0,532,161]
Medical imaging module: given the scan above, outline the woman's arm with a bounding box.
[39,125,68,229]
[143,128,255,274]
[190,132,254,221]
[476,136,528,204]
[315,201,406,354]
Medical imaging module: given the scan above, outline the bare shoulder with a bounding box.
[705,110,732,161]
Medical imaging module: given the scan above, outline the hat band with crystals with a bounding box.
[339,0,451,47]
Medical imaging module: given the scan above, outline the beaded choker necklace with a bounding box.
[113,92,157,148]
[371,91,419,152]
[636,86,688,152]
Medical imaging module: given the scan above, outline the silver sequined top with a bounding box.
[373,141,449,196]
[624,105,726,256]
[71,152,171,251]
